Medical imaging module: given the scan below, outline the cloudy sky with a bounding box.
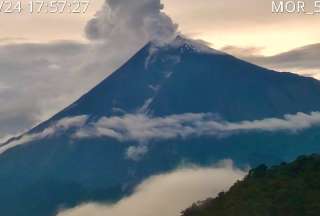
[0,0,320,140]
[1,0,320,55]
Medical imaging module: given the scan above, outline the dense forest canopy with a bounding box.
[182,154,320,216]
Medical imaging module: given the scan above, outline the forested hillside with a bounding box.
[182,154,320,216]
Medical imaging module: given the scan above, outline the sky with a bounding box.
[1,0,320,55]
[0,0,320,140]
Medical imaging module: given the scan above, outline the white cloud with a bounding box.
[3,111,320,156]
[0,134,14,144]
[57,161,246,216]
[126,145,149,161]
[74,111,320,143]
[0,115,88,154]
[55,116,89,129]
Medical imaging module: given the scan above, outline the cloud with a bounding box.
[126,145,149,161]
[54,116,89,129]
[3,111,320,156]
[169,36,223,54]
[0,116,88,154]
[0,0,179,141]
[0,37,27,44]
[85,0,178,44]
[0,135,14,145]
[0,42,98,140]
[74,112,320,143]
[222,45,264,56]
[223,43,320,79]
[164,0,320,56]
[57,160,246,216]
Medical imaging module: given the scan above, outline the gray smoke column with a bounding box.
[85,0,178,45]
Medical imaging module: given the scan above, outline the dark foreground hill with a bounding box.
[182,154,320,216]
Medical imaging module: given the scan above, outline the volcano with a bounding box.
[1,36,320,216]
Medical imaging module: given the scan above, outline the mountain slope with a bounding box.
[182,154,320,216]
[1,36,320,216]
[35,37,320,124]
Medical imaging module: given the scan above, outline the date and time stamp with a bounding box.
[1,0,320,15]
[0,0,91,14]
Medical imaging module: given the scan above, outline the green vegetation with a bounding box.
[182,154,320,216]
